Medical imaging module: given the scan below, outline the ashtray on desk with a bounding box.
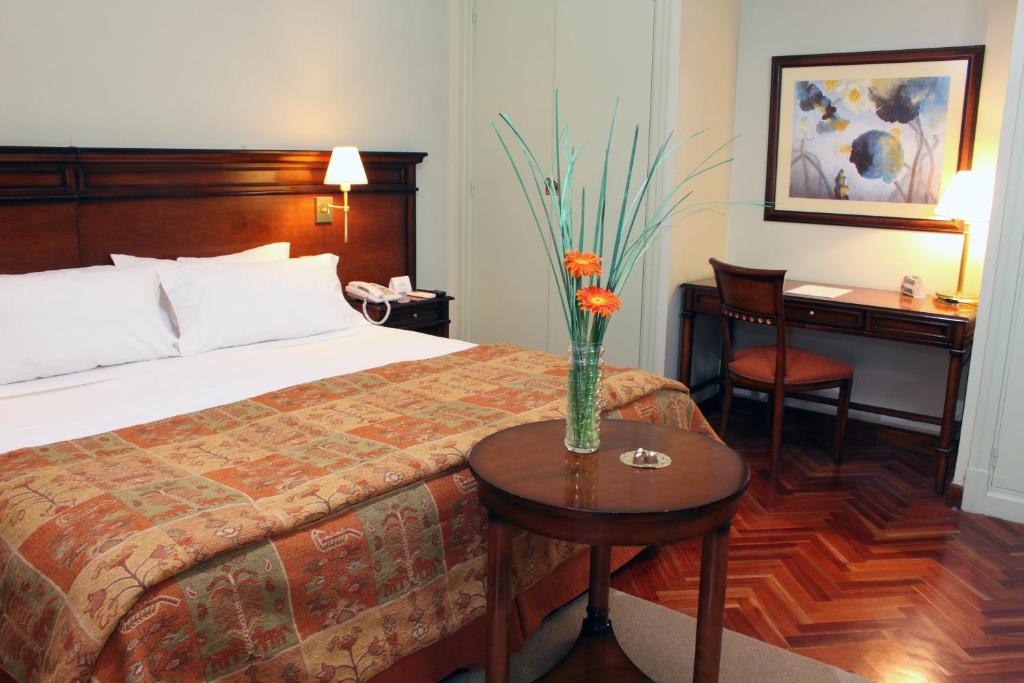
[619,447,671,469]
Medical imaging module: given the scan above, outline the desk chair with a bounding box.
[710,258,854,480]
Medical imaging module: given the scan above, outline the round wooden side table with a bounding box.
[469,419,749,683]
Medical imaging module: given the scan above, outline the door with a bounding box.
[961,5,1024,523]
[466,0,556,352]
[466,0,658,366]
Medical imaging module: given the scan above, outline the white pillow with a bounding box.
[111,242,290,267]
[158,254,365,355]
[0,266,178,385]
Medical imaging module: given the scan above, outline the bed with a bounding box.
[0,147,714,682]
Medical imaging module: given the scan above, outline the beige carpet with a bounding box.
[448,589,871,682]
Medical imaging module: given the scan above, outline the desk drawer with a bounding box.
[785,302,864,331]
[868,312,954,345]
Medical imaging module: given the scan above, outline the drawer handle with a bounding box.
[808,310,815,317]
[412,313,419,319]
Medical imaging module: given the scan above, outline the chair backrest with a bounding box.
[709,258,788,386]
[710,258,787,323]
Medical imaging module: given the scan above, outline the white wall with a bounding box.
[726,0,1017,424]
[0,0,456,293]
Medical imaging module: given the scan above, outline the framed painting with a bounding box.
[765,45,984,233]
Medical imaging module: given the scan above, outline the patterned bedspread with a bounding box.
[0,344,713,682]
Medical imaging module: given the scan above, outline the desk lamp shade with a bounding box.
[933,170,995,304]
[324,146,368,242]
[934,170,994,223]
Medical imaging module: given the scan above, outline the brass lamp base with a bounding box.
[935,289,979,305]
[935,219,979,305]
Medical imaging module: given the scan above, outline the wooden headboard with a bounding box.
[0,147,426,284]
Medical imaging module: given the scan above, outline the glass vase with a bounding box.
[564,342,604,453]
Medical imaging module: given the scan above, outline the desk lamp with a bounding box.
[324,146,368,242]
[933,170,994,305]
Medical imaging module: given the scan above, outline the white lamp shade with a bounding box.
[324,146,368,187]
[934,169,995,223]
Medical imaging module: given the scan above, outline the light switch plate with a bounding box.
[315,196,333,224]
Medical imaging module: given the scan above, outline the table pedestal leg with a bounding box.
[583,545,612,633]
[486,514,513,682]
[694,523,732,683]
[536,546,650,682]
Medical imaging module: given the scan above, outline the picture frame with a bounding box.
[764,45,984,233]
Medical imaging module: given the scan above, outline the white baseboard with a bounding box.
[963,467,1024,524]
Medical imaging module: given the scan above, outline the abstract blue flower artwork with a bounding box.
[788,77,951,205]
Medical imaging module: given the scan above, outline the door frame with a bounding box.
[452,0,475,341]
[640,0,682,373]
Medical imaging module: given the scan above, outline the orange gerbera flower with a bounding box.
[563,250,602,278]
[576,286,621,317]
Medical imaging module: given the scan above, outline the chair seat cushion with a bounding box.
[730,346,853,384]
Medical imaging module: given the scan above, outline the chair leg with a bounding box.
[770,390,785,482]
[719,376,734,439]
[834,378,852,464]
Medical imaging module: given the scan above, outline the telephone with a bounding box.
[346,281,402,326]
[345,281,402,303]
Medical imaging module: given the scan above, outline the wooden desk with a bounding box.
[680,278,976,494]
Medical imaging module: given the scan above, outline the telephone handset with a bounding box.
[345,281,401,325]
[345,281,401,303]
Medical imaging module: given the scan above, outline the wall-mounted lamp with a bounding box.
[933,169,994,305]
[321,146,368,242]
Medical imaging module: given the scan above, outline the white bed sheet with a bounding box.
[0,325,474,453]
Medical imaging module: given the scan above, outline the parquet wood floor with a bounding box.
[612,398,1024,682]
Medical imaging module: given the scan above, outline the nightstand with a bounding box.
[346,292,454,338]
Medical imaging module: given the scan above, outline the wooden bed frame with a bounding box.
[0,146,426,284]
